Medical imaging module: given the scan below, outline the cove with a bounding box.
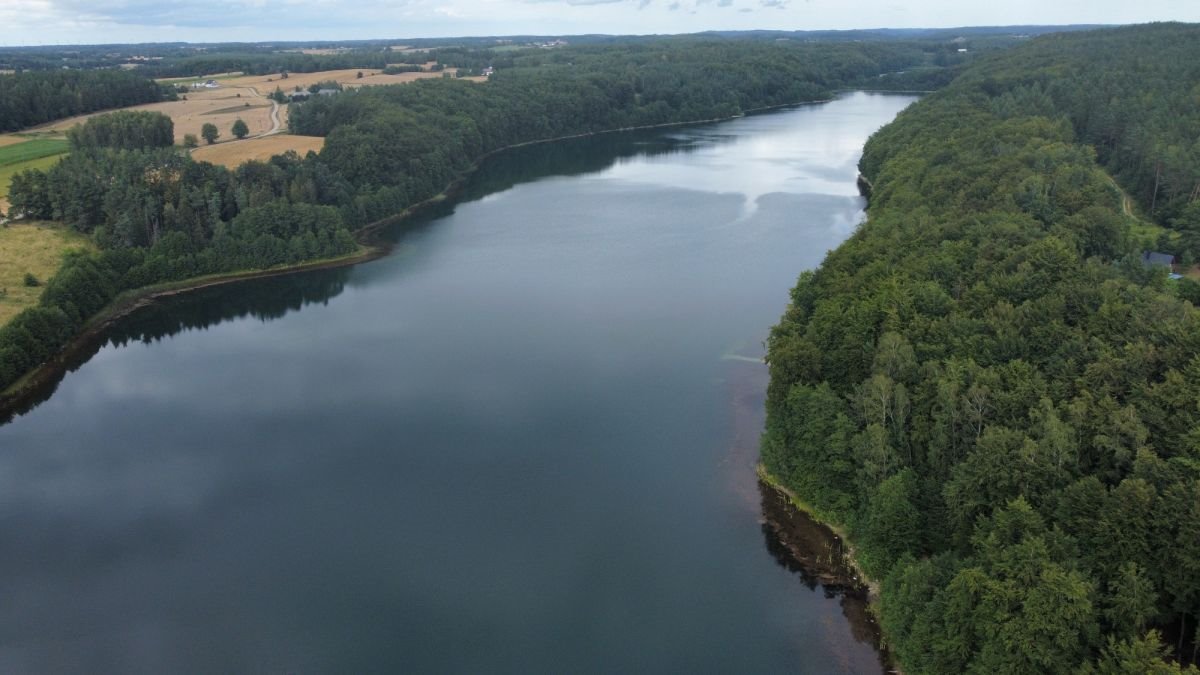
[0,92,916,673]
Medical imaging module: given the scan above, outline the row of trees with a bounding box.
[0,69,167,132]
[764,23,1200,673]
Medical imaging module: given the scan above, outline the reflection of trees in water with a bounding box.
[458,131,714,204]
[374,129,720,246]
[759,481,886,667]
[108,269,349,348]
[0,268,350,426]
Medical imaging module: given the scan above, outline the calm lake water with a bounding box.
[0,92,915,673]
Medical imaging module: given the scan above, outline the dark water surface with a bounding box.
[0,93,915,673]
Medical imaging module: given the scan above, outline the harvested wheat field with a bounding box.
[345,70,467,87]
[221,68,458,94]
[191,134,325,168]
[26,68,479,150]
[34,88,277,145]
[0,135,33,148]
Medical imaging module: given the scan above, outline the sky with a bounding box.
[0,0,1198,46]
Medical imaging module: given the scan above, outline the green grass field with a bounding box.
[0,138,69,167]
[0,154,65,203]
[0,222,93,326]
[0,138,70,206]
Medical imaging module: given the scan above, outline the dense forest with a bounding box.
[763,23,1200,672]
[0,69,168,132]
[0,40,949,393]
[943,24,1200,259]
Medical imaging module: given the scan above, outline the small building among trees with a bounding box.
[1141,251,1176,271]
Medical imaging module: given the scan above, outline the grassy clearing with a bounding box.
[0,139,69,167]
[0,222,93,326]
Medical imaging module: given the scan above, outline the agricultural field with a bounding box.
[0,138,68,165]
[0,222,93,327]
[31,67,475,152]
[32,87,278,145]
[218,67,457,94]
[0,138,70,215]
[155,72,244,86]
[191,134,325,167]
[0,135,32,148]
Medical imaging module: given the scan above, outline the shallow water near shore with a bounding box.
[0,92,915,672]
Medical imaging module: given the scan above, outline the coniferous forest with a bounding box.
[0,70,169,133]
[763,23,1200,672]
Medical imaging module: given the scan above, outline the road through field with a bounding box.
[243,86,282,137]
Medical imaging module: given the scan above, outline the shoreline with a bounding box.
[755,463,881,602]
[0,93,845,419]
[756,464,898,673]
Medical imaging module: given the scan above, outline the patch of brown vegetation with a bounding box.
[0,135,32,148]
[190,134,325,168]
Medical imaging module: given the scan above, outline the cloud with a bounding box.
[29,0,379,29]
[759,0,787,8]
[525,0,629,5]
[667,1,680,9]
[717,0,733,6]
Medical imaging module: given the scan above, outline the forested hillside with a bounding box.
[0,40,947,395]
[763,23,1200,672]
[0,70,167,132]
[944,24,1200,257]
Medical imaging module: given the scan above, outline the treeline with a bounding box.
[764,23,1200,673]
[0,69,167,132]
[2,39,948,393]
[144,50,392,79]
[948,23,1200,259]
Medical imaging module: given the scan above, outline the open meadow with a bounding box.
[0,222,93,326]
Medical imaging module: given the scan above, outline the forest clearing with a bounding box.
[0,222,92,326]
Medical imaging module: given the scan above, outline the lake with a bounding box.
[0,92,916,673]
